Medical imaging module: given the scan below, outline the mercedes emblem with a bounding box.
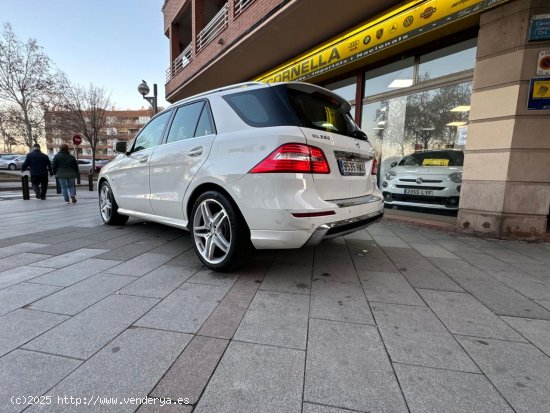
[416,177,423,184]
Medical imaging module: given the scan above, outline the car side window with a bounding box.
[194,103,215,137]
[133,111,171,152]
[166,102,204,144]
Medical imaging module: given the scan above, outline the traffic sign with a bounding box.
[72,134,82,145]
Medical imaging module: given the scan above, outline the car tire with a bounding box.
[190,190,252,272]
[99,181,129,225]
[8,164,16,171]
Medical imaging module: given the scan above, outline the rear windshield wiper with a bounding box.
[352,130,369,141]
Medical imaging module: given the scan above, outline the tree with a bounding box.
[60,80,112,173]
[0,107,24,152]
[0,23,61,151]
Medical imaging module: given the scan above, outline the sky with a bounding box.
[1,0,171,110]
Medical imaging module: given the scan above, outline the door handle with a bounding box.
[187,147,203,157]
[138,156,149,163]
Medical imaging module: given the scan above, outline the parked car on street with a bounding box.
[94,159,110,173]
[0,155,26,170]
[77,159,93,174]
[381,149,463,210]
[98,82,384,271]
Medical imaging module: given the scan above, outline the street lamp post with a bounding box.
[137,80,158,114]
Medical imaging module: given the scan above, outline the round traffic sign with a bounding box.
[72,134,82,145]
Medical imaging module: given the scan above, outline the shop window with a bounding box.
[364,58,414,97]
[325,77,357,118]
[325,77,356,102]
[418,39,477,81]
[362,81,472,180]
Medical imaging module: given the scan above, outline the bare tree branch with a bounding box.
[0,23,62,151]
[58,77,112,172]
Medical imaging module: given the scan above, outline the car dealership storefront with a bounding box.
[252,0,549,239]
[164,0,550,239]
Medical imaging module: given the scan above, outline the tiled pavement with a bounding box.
[1,194,550,412]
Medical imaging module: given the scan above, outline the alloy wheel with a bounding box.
[193,199,232,265]
[99,184,113,222]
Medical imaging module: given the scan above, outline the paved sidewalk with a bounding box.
[1,194,550,412]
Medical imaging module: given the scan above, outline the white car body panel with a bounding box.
[107,148,156,214]
[149,134,216,219]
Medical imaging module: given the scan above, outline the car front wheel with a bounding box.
[99,181,129,225]
[191,191,251,271]
[8,164,16,170]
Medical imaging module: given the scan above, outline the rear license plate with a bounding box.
[404,189,434,196]
[338,160,366,176]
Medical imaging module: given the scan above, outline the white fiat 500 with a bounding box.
[381,149,463,210]
[98,82,383,270]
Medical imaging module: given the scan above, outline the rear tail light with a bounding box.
[371,158,379,175]
[250,143,330,174]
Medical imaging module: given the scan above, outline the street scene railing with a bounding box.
[234,0,254,16]
[197,3,228,52]
[166,43,192,82]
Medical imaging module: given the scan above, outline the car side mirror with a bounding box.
[114,141,127,153]
[390,161,398,168]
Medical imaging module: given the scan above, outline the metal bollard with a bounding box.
[56,178,61,194]
[21,175,30,200]
[88,171,94,191]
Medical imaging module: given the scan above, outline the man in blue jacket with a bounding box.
[22,143,52,200]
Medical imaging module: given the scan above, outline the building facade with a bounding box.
[45,109,153,160]
[162,0,550,240]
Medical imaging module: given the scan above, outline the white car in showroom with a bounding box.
[98,82,383,270]
[381,149,463,210]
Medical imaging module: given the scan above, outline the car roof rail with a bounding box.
[179,82,266,102]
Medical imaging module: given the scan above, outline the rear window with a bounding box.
[285,88,360,138]
[399,151,464,167]
[222,85,363,140]
[222,88,295,127]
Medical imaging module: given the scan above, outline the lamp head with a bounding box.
[137,80,150,97]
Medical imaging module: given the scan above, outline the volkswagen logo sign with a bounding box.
[355,140,361,149]
[416,177,423,184]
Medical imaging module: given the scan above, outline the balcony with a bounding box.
[197,3,228,52]
[234,0,254,17]
[166,43,192,82]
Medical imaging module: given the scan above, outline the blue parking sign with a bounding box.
[529,15,550,42]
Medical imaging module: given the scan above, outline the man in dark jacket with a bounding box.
[21,143,52,200]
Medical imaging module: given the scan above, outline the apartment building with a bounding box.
[45,109,153,160]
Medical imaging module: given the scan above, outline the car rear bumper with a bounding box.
[304,209,383,247]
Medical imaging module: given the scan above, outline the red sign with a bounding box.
[72,134,82,145]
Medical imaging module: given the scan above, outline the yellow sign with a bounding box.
[423,159,450,166]
[532,80,550,98]
[255,0,511,83]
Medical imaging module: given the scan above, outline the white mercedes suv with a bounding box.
[98,82,383,270]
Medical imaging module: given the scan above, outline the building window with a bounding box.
[325,77,357,117]
[364,58,415,98]
[418,38,477,82]
[362,81,472,180]
[138,116,150,124]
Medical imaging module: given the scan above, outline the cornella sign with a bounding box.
[255,0,511,83]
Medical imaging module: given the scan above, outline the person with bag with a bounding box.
[21,143,53,200]
[52,143,79,205]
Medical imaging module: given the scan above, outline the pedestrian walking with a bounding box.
[52,143,79,205]
[21,143,52,200]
